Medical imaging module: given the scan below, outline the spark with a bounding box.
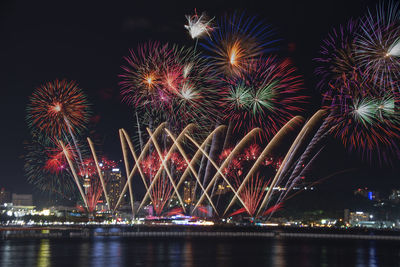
[184,11,214,39]
[387,37,400,57]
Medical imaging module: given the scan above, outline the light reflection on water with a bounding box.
[0,237,399,267]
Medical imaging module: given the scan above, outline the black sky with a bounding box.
[0,0,398,201]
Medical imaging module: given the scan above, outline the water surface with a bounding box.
[1,237,399,267]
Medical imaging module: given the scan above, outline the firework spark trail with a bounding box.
[135,110,144,151]
[136,125,194,214]
[256,110,327,217]
[267,145,326,220]
[164,128,219,215]
[323,73,400,164]
[230,173,270,217]
[287,114,330,183]
[144,127,188,213]
[87,138,110,210]
[202,124,222,189]
[223,116,304,216]
[119,130,136,214]
[177,125,227,206]
[114,123,167,211]
[60,141,88,209]
[192,128,261,215]
[64,117,86,175]
[121,129,150,191]
[120,42,222,132]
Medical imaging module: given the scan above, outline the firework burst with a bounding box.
[326,73,400,163]
[24,137,77,197]
[27,79,91,139]
[184,10,214,39]
[221,56,306,139]
[315,19,359,91]
[121,42,222,131]
[201,12,278,77]
[355,1,400,89]
[120,42,174,110]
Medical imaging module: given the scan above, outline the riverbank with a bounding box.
[1,225,400,240]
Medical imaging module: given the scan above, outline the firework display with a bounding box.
[315,2,400,163]
[185,11,214,39]
[114,118,306,218]
[27,79,91,140]
[355,1,400,89]
[120,42,222,131]
[23,4,400,220]
[77,157,117,213]
[326,73,400,163]
[314,19,358,91]
[221,57,306,139]
[24,137,77,197]
[201,12,278,77]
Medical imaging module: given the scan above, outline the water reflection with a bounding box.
[368,242,377,267]
[78,241,90,267]
[0,237,398,266]
[1,241,11,266]
[271,239,286,267]
[37,239,50,267]
[182,241,193,267]
[91,236,122,267]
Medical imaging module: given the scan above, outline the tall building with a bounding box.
[183,181,196,204]
[0,188,11,204]
[105,167,124,209]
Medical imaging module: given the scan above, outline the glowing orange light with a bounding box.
[50,102,62,114]
[228,41,243,67]
[144,73,156,89]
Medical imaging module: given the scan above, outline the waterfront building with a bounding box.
[12,193,33,206]
[105,167,124,208]
[0,188,11,204]
[183,181,196,204]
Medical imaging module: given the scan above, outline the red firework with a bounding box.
[44,141,76,174]
[27,79,91,139]
[218,144,282,217]
[77,157,117,213]
[140,150,188,215]
[78,157,118,178]
[228,173,271,217]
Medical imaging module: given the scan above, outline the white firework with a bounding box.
[387,37,400,57]
[184,11,214,39]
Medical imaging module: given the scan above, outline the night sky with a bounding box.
[0,0,398,203]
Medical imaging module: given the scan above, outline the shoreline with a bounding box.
[2,225,400,240]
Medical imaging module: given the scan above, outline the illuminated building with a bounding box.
[354,188,379,201]
[349,211,375,227]
[105,167,124,209]
[183,181,196,204]
[0,188,11,204]
[214,182,230,196]
[389,189,400,203]
[12,193,33,206]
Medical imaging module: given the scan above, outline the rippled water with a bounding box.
[1,237,400,267]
